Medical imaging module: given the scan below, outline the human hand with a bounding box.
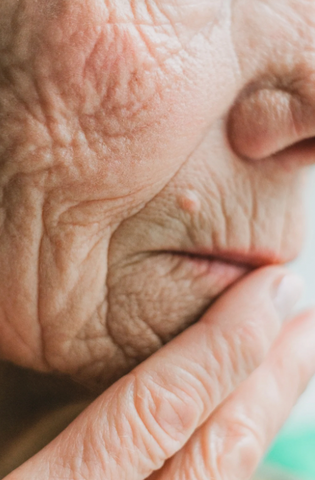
[4,266,315,480]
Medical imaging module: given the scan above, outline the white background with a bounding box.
[291,167,315,309]
[287,167,315,423]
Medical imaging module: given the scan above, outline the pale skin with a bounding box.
[1,0,315,478]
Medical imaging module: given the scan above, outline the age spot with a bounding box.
[177,190,201,214]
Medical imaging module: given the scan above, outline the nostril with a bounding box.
[275,136,315,166]
[286,137,315,151]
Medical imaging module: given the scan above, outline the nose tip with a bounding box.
[228,86,315,165]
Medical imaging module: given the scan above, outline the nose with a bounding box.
[228,81,315,166]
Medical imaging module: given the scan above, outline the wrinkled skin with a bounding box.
[0,0,315,389]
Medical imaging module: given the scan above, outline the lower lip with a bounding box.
[172,253,251,295]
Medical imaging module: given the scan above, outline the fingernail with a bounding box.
[273,274,305,321]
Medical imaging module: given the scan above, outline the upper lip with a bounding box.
[161,248,289,268]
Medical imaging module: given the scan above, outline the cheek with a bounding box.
[160,124,307,262]
[17,3,240,194]
[0,0,241,231]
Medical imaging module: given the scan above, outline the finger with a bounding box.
[5,267,303,480]
[150,309,315,480]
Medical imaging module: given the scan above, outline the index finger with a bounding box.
[5,267,302,480]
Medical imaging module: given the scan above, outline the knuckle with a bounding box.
[208,325,267,399]
[230,418,263,451]
[219,415,263,478]
[132,372,202,458]
[236,318,273,372]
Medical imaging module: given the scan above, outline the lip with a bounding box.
[151,251,253,300]
[156,248,285,298]
[160,248,284,269]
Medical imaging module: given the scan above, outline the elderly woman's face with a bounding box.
[0,0,314,387]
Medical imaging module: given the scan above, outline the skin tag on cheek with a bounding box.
[177,190,201,214]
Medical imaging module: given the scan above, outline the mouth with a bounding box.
[155,248,282,298]
[163,248,282,268]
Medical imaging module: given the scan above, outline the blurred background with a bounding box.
[258,167,315,480]
[291,167,315,311]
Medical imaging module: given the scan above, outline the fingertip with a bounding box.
[272,273,305,322]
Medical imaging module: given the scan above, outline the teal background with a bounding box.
[265,424,315,479]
